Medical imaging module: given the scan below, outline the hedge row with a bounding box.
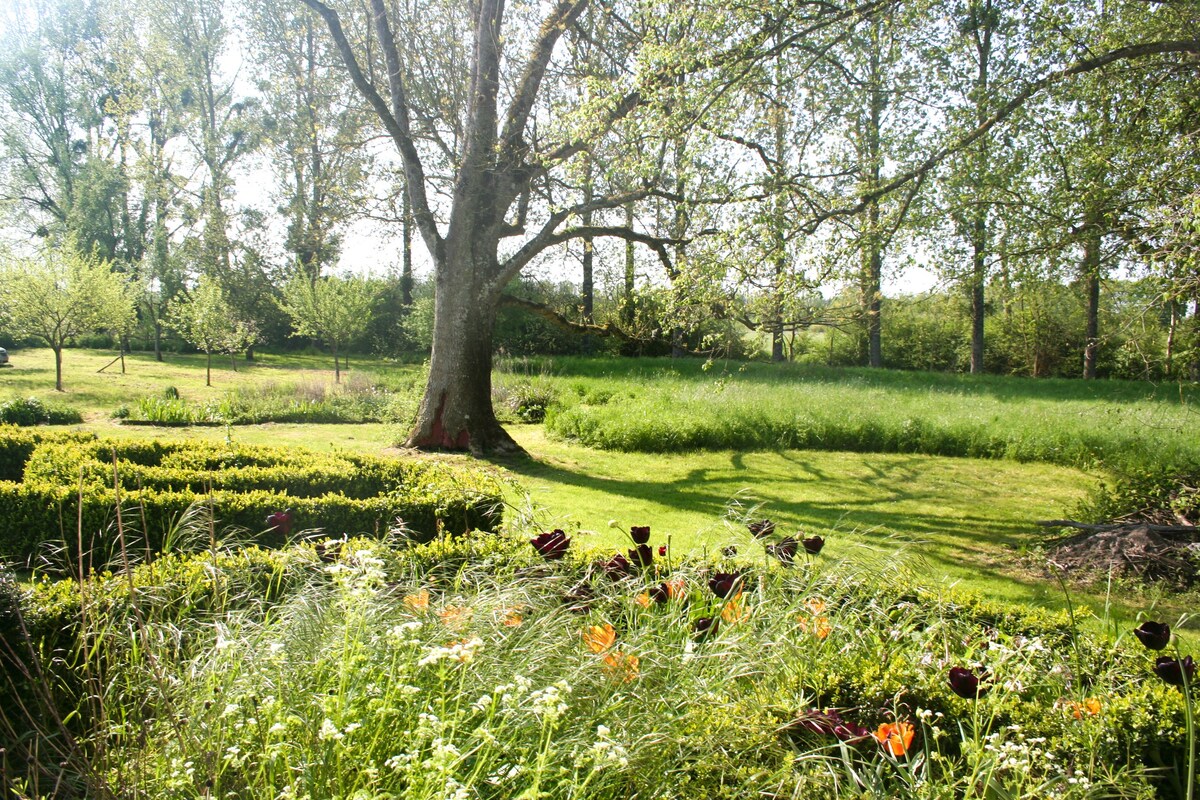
[0,426,96,482]
[0,429,504,565]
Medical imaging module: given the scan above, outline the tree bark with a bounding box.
[405,258,521,454]
[969,211,987,373]
[206,351,212,387]
[53,346,63,392]
[1082,214,1102,380]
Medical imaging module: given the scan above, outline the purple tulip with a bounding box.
[1133,621,1171,651]
[802,535,825,556]
[630,525,651,545]
[948,666,989,699]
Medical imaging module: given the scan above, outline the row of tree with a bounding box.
[0,0,1196,452]
[0,244,381,389]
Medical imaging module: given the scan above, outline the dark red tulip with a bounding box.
[630,525,651,545]
[948,666,989,699]
[748,520,775,539]
[658,545,668,557]
[648,583,671,605]
[1155,655,1196,687]
[802,536,825,556]
[769,536,799,566]
[266,508,295,536]
[628,544,653,569]
[792,709,870,742]
[693,616,719,639]
[530,529,570,560]
[600,553,633,579]
[1134,621,1171,651]
[708,571,741,599]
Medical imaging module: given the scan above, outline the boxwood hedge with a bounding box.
[0,428,503,565]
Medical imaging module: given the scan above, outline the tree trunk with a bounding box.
[401,188,414,306]
[969,214,987,374]
[581,158,594,354]
[53,346,63,392]
[622,202,636,327]
[206,351,212,387]
[405,255,522,455]
[1082,222,1102,380]
[333,344,341,383]
[154,320,163,362]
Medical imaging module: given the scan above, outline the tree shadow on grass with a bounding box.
[501,448,1055,567]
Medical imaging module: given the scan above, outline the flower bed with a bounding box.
[2,526,1193,798]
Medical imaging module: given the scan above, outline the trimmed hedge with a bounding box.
[0,431,503,565]
[0,425,96,481]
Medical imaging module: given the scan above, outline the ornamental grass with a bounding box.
[2,522,1197,799]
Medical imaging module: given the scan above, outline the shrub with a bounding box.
[0,397,84,426]
[0,430,503,565]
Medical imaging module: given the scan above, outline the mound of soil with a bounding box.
[1048,525,1199,585]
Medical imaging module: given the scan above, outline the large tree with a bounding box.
[301,0,1200,453]
[301,0,835,453]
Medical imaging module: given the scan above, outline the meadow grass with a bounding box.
[530,356,1200,470]
[4,532,1192,799]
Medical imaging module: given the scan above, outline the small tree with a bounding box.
[279,272,376,382]
[0,245,135,391]
[168,276,259,386]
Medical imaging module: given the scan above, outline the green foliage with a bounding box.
[0,430,503,564]
[0,244,136,389]
[1075,462,1200,526]
[4,534,1190,798]
[0,397,83,426]
[278,273,377,371]
[168,276,260,366]
[0,426,96,481]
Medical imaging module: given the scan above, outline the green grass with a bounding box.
[530,356,1200,469]
[3,346,1191,620]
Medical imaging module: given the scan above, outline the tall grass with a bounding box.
[4,525,1194,799]
[539,358,1200,470]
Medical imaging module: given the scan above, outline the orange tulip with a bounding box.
[874,720,914,757]
[584,623,617,653]
[403,590,430,611]
[602,650,640,682]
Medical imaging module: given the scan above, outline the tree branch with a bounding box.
[301,0,445,262]
[801,38,1200,234]
[500,294,636,341]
